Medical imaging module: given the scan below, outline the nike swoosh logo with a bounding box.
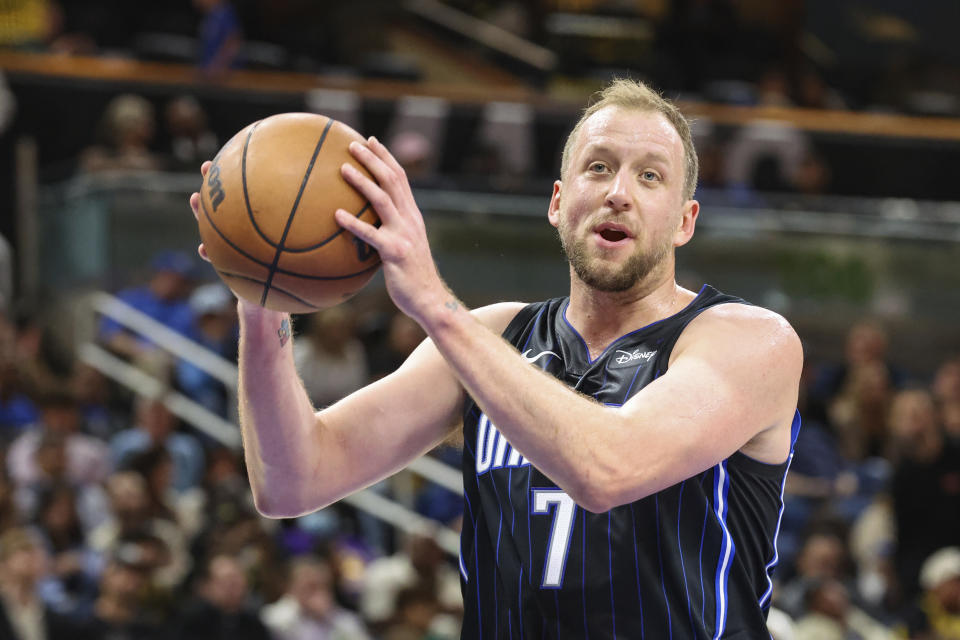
[521,349,559,364]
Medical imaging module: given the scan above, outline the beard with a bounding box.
[558,218,671,292]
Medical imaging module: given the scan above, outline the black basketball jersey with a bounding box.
[459,285,801,639]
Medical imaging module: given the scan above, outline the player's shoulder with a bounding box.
[678,300,802,366]
[470,301,530,335]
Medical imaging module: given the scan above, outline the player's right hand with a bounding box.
[189,160,214,262]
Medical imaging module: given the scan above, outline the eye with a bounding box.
[589,162,608,173]
[641,170,661,182]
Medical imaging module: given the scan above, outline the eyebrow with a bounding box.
[582,144,672,168]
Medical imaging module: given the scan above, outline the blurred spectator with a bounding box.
[164,95,219,171]
[0,359,39,436]
[70,363,124,440]
[294,306,368,408]
[365,312,425,380]
[795,68,847,111]
[756,67,795,108]
[812,321,904,413]
[30,483,101,617]
[193,0,244,75]
[80,94,163,173]
[767,606,797,640]
[176,282,238,418]
[110,394,205,493]
[0,527,73,640]
[791,151,833,196]
[889,388,960,599]
[828,360,893,461]
[12,310,71,399]
[778,531,857,619]
[174,554,270,640]
[98,250,197,375]
[899,547,960,640]
[0,469,23,533]
[360,533,461,630]
[389,131,436,186]
[80,554,162,639]
[261,556,371,640]
[383,585,447,640]
[123,446,205,541]
[793,578,894,640]
[87,472,191,592]
[7,389,111,488]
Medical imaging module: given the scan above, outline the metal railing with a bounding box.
[85,291,465,556]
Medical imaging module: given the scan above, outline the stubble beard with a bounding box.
[558,219,672,292]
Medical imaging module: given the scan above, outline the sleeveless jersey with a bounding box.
[459,285,801,639]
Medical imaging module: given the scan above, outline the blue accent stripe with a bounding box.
[655,495,673,639]
[629,504,645,639]
[758,452,794,609]
[520,306,548,353]
[473,468,484,638]
[518,566,525,640]
[677,481,696,637]
[608,511,617,639]
[527,472,534,586]
[698,473,710,626]
[712,461,735,640]
[759,412,802,609]
[582,509,589,639]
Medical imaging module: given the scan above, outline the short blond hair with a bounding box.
[560,79,699,200]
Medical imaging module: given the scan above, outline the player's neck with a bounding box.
[566,271,695,361]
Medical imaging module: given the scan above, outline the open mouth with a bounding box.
[598,228,628,242]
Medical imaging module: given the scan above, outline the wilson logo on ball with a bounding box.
[353,236,375,262]
[207,162,226,211]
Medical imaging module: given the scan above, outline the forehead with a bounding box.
[574,106,683,164]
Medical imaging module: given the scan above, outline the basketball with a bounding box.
[196,113,381,313]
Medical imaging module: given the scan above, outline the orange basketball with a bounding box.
[197,113,381,313]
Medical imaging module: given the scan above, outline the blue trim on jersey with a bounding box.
[459,547,469,582]
[759,411,802,609]
[518,566,525,640]
[472,467,484,639]
[677,480,696,637]
[527,472,534,587]
[655,494,674,639]
[629,503,646,639]
[560,284,710,364]
[582,508,590,639]
[712,461,735,640]
[699,473,710,627]
[608,511,617,639]
[520,305,548,353]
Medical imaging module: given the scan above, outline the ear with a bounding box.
[673,199,699,248]
[547,180,562,229]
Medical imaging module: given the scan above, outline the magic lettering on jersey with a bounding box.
[475,413,530,475]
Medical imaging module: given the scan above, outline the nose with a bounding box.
[604,170,632,212]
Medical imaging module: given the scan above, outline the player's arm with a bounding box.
[424,301,801,512]
[234,300,522,519]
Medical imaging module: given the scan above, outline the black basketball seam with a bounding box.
[260,118,334,305]
[241,121,278,248]
[216,269,321,309]
[200,196,382,280]
[280,202,373,253]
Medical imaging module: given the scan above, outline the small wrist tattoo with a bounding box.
[444,300,459,312]
[277,318,291,347]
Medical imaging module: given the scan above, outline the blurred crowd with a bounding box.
[0,248,958,639]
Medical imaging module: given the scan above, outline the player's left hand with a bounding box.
[335,137,448,323]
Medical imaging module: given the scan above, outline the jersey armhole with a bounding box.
[499,301,547,340]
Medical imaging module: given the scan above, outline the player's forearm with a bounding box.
[418,297,624,511]
[237,304,328,517]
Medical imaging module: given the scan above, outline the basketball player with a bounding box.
[188,79,803,638]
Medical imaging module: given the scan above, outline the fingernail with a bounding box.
[369,136,378,145]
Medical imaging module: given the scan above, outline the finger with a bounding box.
[340,162,399,224]
[366,136,407,180]
[200,161,212,178]
[347,140,405,199]
[334,209,381,250]
[189,192,200,219]
[197,244,210,262]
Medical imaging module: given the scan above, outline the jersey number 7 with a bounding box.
[532,489,576,588]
